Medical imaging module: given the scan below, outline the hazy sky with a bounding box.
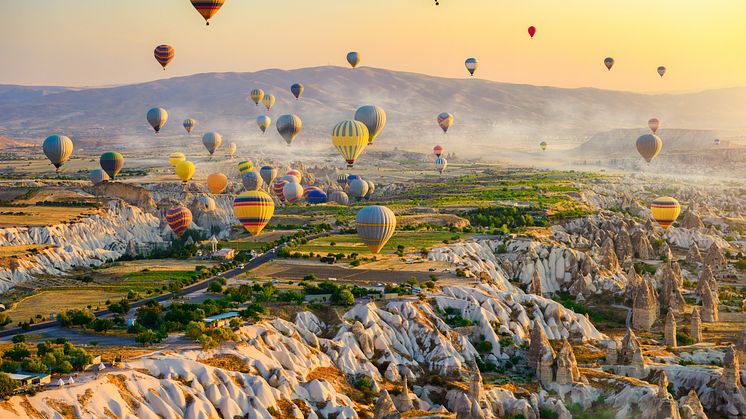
[2,0,746,92]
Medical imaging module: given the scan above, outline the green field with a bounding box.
[295,230,467,255]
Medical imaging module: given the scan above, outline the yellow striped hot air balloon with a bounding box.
[175,160,195,183]
[262,94,276,111]
[331,120,369,168]
[233,191,275,236]
[356,205,396,253]
[237,160,253,175]
[169,152,186,168]
[226,143,237,159]
[250,89,264,106]
[651,197,681,230]
[183,118,196,134]
[190,0,225,25]
[207,173,228,194]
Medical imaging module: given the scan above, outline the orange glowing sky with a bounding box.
[2,0,746,92]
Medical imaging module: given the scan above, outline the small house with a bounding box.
[203,312,240,329]
[304,294,333,303]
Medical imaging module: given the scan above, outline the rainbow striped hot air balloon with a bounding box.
[272,179,288,203]
[100,152,124,179]
[331,120,369,168]
[43,135,74,172]
[233,191,275,236]
[651,197,681,230]
[238,160,253,175]
[166,205,192,238]
[190,0,225,25]
[437,113,453,133]
[257,115,271,133]
[286,169,302,183]
[154,45,174,70]
[356,205,396,254]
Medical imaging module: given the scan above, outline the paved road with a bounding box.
[0,228,336,339]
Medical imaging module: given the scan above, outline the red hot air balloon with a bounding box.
[528,26,536,39]
[165,205,192,238]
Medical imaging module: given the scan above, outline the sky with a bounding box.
[2,0,746,92]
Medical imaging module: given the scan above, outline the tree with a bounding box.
[184,321,205,341]
[333,289,355,306]
[208,281,223,293]
[406,277,418,286]
[278,290,304,303]
[4,343,30,361]
[0,373,18,398]
[136,330,158,346]
[302,274,317,281]
[108,299,130,315]
[55,360,73,374]
[136,301,164,330]
[21,357,47,374]
[0,361,19,373]
[199,335,218,349]
[91,319,114,333]
[11,334,25,343]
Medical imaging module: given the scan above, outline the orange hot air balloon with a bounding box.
[154,45,174,70]
[165,205,192,238]
[207,173,228,194]
[190,0,225,25]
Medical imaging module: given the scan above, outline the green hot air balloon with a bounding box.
[356,205,396,253]
[147,107,168,133]
[354,105,387,145]
[43,135,74,172]
[100,152,124,179]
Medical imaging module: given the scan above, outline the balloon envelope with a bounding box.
[190,0,225,25]
[528,26,536,38]
[347,51,360,68]
[291,83,304,99]
[356,205,396,253]
[175,161,195,183]
[330,190,349,205]
[332,120,369,167]
[604,57,615,70]
[195,194,216,212]
[257,115,271,133]
[147,108,168,133]
[89,169,109,185]
[43,135,74,170]
[354,105,387,145]
[241,171,264,191]
[437,113,454,133]
[233,191,275,236]
[465,58,479,76]
[651,197,681,230]
[648,118,660,134]
[207,173,228,193]
[238,160,253,175]
[202,132,222,155]
[169,152,186,167]
[277,114,302,145]
[154,45,174,69]
[283,182,304,203]
[260,166,278,185]
[100,152,124,179]
[364,180,375,199]
[272,180,288,202]
[183,119,196,134]
[262,94,276,111]
[540,141,547,151]
[435,157,448,173]
[636,134,663,163]
[286,169,302,183]
[657,66,666,77]
[250,89,264,105]
[226,143,237,158]
[348,178,369,201]
[433,145,444,157]
[165,205,192,238]
[306,189,328,204]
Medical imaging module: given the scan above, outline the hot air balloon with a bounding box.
[100,152,124,179]
[250,89,264,106]
[528,26,536,38]
[257,115,271,133]
[433,145,444,157]
[539,141,547,151]
[347,51,360,69]
[147,107,168,134]
[277,114,302,145]
[330,190,349,205]
[337,174,348,187]
[278,175,298,185]
[169,152,186,167]
[154,45,174,70]
[435,157,448,174]
[190,0,225,25]
[262,94,276,111]
[348,178,369,201]
[238,160,253,175]
[332,120,369,167]
[242,171,263,191]
[207,172,228,193]
[233,191,275,236]
[283,182,304,204]
[286,169,302,183]
[714,138,721,146]
[183,118,196,134]
[437,113,454,133]
[636,134,663,163]
[89,169,109,185]
[657,66,666,77]
[291,83,304,99]
[465,58,479,76]
[43,135,74,172]
[648,118,660,134]
[356,205,396,253]
[346,174,361,185]
[260,166,277,185]
[202,132,222,156]
[272,179,288,203]
[604,57,615,71]
[306,189,328,204]
[354,105,387,145]
[364,180,375,200]
[651,197,681,230]
[226,143,237,159]
[195,194,216,212]
[175,160,195,183]
[166,205,192,238]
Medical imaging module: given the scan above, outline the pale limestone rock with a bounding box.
[373,390,400,419]
[686,243,703,264]
[658,241,673,261]
[703,243,727,271]
[664,309,677,348]
[614,229,634,263]
[735,328,746,370]
[530,269,543,296]
[659,262,686,313]
[654,372,681,419]
[632,229,655,260]
[680,207,704,229]
[700,282,719,323]
[632,275,658,332]
[598,237,620,271]
[696,265,718,301]
[554,338,582,385]
[709,346,746,417]
[690,308,703,343]
[678,389,707,419]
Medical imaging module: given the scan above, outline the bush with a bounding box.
[136,330,158,346]
[91,319,114,333]
[11,334,25,343]
[4,343,30,361]
[0,373,19,398]
[208,281,223,293]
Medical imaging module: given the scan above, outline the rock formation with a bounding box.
[690,308,703,343]
[614,229,634,263]
[696,265,718,302]
[700,282,719,323]
[608,329,647,377]
[374,390,401,419]
[704,243,727,271]
[686,242,703,264]
[632,275,658,331]
[735,328,746,370]
[631,228,655,260]
[658,241,673,261]
[709,346,746,417]
[659,262,686,313]
[598,237,621,271]
[679,207,704,229]
[528,320,556,386]
[678,389,706,419]
[653,372,681,419]
[554,338,582,385]
[664,309,677,348]
[530,269,543,296]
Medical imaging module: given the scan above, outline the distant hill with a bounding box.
[571,128,728,158]
[2,66,746,146]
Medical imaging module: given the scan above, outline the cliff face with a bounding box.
[0,200,163,291]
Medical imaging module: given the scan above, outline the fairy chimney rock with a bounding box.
[700,282,719,323]
[690,308,703,343]
[686,242,703,264]
[664,309,677,348]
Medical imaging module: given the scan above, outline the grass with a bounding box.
[0,244,50,258]
[8,289,124,323]
[295,230,466,255]
[0,205,96,227]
